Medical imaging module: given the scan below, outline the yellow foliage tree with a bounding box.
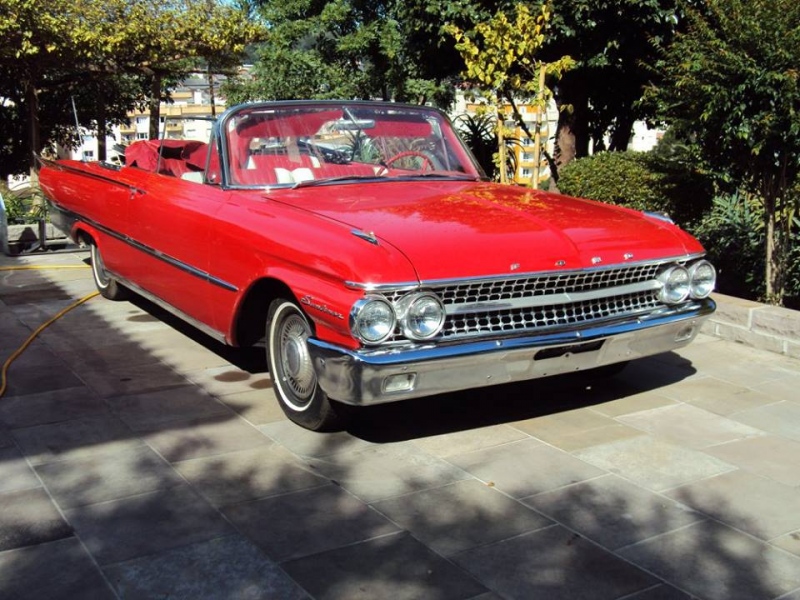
[447,3,574,187]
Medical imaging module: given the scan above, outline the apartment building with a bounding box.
[60,73,226,163]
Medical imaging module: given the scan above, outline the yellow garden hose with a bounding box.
[0,264,95,398]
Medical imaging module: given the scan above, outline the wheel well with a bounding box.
[74,228,94,247]
[234,278,296,347]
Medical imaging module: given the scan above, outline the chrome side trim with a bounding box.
[308,298,715,405]
[345,280,420,292]
[39,157,146,194]
[120,233,239,292]
[46,205,238,293]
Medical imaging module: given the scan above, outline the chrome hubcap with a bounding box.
[279,314,315,402]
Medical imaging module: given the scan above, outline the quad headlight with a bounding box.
[350,296,396,344]
[350,291,446,345]
[688,260,716,299]
[397,293,446,340]
[657,265,691,304]
[657,260,716,305]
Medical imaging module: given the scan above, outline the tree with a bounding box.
[62,0,262,140]
[650,0,800,303]
[224,0,455,107]
[447,3,574,185]
[542,0,681,172]
[0,0,262,175]
[388,0,681,179]
[0,0,97,176]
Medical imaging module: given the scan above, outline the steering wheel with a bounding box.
[384,150,435,171]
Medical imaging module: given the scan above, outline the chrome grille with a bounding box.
[440,291,660,338]
[434,263,662,306]
[376,261,673,342]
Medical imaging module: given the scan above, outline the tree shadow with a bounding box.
[1,260,798,600]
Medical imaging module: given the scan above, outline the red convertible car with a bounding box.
[39,101,716,430]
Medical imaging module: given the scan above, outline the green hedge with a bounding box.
[557,150,713,227]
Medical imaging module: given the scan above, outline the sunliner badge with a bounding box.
[38,99,716,431]
[301,295,345,320]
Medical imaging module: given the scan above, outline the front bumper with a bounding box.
[308,299,715,406]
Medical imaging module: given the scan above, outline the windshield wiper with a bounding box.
[292,175,386,189]
[392,172,482,181]
[293,172,482,189]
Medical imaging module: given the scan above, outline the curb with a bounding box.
[702,293,800,359]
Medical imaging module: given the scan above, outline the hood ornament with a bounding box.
[351,229,379,245]
[591,256,603,265]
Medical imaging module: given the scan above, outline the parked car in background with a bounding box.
[39,100,716,430]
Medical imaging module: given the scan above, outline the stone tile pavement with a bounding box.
[1,251,800,600]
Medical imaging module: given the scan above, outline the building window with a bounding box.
[521,168,531,177]
[82,150,94,160]
[136,132,148,140]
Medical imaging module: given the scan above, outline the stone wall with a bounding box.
[1,222,70,255]
[702,293,800,359]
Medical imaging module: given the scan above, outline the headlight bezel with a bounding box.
[397,292,446,341]
[657,264,691,305]
[349,295,397,345]
[350,290,447,345]
[657,259,716,305]
[688,260,716,299]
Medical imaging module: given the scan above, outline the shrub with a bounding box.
[0,182,45,223]
[558,151,662,208]
[691,192,800,308]
[691,192,766,301]
[557,149,714,228]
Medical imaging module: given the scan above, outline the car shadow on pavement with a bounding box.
[345,354,697,443]
[127,294,268,374]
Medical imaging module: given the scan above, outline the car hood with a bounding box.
[271,181,704,282]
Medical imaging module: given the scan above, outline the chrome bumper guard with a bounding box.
[308,299,715,406]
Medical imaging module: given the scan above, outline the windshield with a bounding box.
[222,102,484,187]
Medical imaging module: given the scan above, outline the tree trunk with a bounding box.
[553,74,590,174]
[764,192,785,305]
[208,67,216,117]
[97,97,107,162]
[149,74,162,140]
[25,80,41,184]
[609,114,635,152]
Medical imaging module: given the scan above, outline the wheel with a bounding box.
[90,243,131,300]
[267,298,343,431]
[384,150,435,171]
